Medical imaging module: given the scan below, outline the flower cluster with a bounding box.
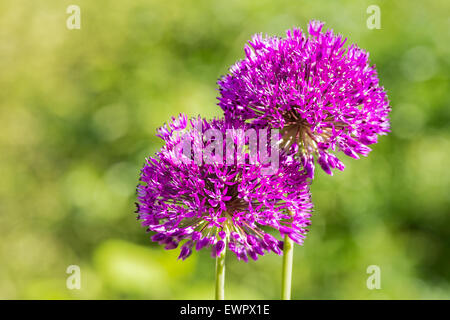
[217,21,391,178]
[136,115,313,261]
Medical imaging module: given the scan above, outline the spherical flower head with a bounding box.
[217,20,391,178]
[136,114,313,261]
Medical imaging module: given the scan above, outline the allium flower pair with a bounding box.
[136,20,390,263]
[137,115,313,261]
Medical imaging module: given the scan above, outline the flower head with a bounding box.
[136,114,313,261]
[217,21,391,178]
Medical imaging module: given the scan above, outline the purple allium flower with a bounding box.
[136,114,313,261]
[217,21,391,178]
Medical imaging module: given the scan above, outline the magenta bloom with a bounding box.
[217,21,391,178]
[136,114,313,261]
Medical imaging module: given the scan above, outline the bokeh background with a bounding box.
[0,0,449,299]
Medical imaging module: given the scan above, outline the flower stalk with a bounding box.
[281,234,294,300]
[215,239,226,300]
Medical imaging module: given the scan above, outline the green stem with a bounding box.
[215,241,226,300]
[281,234,294,300]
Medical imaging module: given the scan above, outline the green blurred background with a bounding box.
[0,0,448,299]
